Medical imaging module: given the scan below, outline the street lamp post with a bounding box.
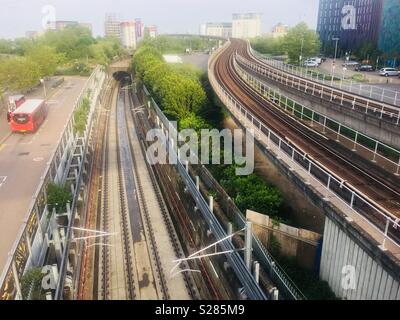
[40,79,47,99]
[299,38,304,67]
[331,37,340,86]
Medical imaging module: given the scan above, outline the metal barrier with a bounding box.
[242,48,400,125]
[208,42,400,254]
[251,48,400,108]
[144,85,267,300]
[0,66,106,300]
[233,56,400,175]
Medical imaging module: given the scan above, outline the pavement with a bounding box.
[0,76,87,274]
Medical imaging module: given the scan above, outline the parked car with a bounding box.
[355,65,374,72]
[379,68,399,77]
[303,60,319,67]
[342,61,359,67]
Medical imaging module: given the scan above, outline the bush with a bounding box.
[47,182,72,214]
[21,268,45,300]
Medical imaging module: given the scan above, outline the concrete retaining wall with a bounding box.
[247,210,322,271]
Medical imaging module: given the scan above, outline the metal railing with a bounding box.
[144,85,267,300]
[208,43,400,254]
[233,57,400,175]
[0,66,106,300]
[243,49,400,125]
[251,49,400,107]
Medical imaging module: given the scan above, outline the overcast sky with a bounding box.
[0,0,319,39]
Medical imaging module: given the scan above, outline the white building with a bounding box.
[104,13,121,39]
[200,23,232,38]
[120,21,137,49]
[232,13,262,39]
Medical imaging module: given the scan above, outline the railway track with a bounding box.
[212,39,400,245]
[92,79,197,300]
[129,90,219,300]
[243,45,400,121]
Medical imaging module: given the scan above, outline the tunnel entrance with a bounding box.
[113,71,131,82]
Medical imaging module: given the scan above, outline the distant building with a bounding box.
[25,31,39,39]
[378,0,400,57]
[271,23,288,38]
[148,25,158,38]
[232,13,262,39]
[199,23,232,38]
[105,13,121,39]
[120,21,137,49]
[135,19,144,42]
[54,21,78,30]
[317,0,384,54]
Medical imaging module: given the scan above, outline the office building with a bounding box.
[378,0,400,56]
[120,21,137,49]
[232,13,262,39]
[317,0,384,54]
[104,13,121,39]
[199,23,232,38]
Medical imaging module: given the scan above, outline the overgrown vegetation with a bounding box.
[47,182,72,214]
[20,268,45,300]
[0,26,125,95]
[73,96,91,135]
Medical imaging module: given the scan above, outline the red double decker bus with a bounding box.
[10,99,47,133]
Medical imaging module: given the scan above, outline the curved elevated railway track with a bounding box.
[240,43,400,123]
[211,39,400,247]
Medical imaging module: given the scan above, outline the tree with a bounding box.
[251,36,286,56]
[0,57,41,92]
[283,22,320,64]
[26,45,62,77]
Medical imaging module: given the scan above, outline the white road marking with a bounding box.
[0,176,7,188]
[33,157,44,162]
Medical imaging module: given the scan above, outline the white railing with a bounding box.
[0,66,106,300]
[208,44,400,253]
[251,49,400,108]
[243,49,400,125]
[233,57,400,175]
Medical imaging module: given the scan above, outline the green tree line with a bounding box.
[0,26,125,95]
[251,22,321,64]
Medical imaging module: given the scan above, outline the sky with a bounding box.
[0,0,319,39]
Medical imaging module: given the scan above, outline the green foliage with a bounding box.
[21,268,45,300]
[354,42,382,65]
[47,182,72,214]
[73,97,91,135]
[274,255,337,300]
[251,23,320,64]
[219,166,283,217]
[283,22,320,64]
[251,37,286,56]
[0,56,41,92]
[26,45,62,77]
[140,35,217,54]
[132,44,209,127]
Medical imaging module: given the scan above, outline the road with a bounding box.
[0,76,87,273]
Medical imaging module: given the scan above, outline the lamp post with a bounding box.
[299,38,304,67]
[40,78,47,99]
[331,37,340,86]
